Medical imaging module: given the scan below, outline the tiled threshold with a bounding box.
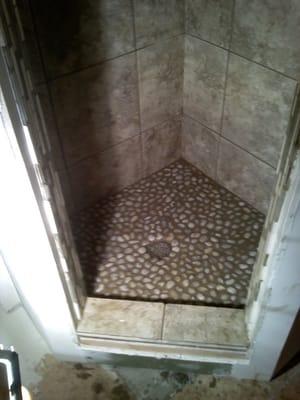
[77,298,249,364]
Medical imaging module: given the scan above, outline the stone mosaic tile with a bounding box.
[231,0,300,80]
[69,135,142,211]
[184,36,227,133]
[51,53,139,166]
[138,36,184,131]
[186,0,234,49]
[223,54,297,168]
[182,115,219,180]
[31,0,135,79]
[72,159,265,306]
[134,0,184,48]
[217,139,276,214]
[142,117,181,176]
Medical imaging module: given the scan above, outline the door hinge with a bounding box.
[254,280,262,301]
[284,164,293,191]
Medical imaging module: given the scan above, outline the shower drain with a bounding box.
[145,240,172,259]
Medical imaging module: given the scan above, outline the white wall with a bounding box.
[233,153,300,380]
[0,255,49,386]
[0,78,82,371]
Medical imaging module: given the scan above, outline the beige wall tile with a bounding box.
[223,54,296,168]
[69,135,142,212]
[217,139,276,214]
[51,54,140,167]
[142,117,181,176]
[182,115,219,179]
[184,36,228,133]
[138,36,184,131]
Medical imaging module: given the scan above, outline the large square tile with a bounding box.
[217,139,276,214]
[164,304,207,343]
[31,0,135,78]
[51,53,140,166]
[231,0,300,79]
[142,117,181,176]
[138,36,184,131]
[69,135,142,211]
[163,304,248,346]
[134,0,184,48]
[186,0,234,48]
[184,36,227,133]
[78,298,164,339]
[223,55,296,168]
[182,115,219,179]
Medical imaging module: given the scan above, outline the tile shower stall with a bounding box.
[24,1,298,307]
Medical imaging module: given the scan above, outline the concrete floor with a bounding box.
[30,356,300,400]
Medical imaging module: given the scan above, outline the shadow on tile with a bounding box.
[31,0,135,79]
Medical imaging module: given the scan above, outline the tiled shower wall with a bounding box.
[26,0,184,213]
[23,1,299,215]
[182,0,299,214]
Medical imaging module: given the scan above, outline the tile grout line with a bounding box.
[184,113,221,137]
[160,304,166,341]
[179,0,186,157]
[221,134,276,169]
[65,132,141,170]
[66,115,182,172]
[183,0,187,34]
[137,34,185,54]
[216,0,236,182]
[187,32,229,53]
[130,0,145,178]
[47,49,137,83]
[185,35,297,83]
[45,33,185,84]
[229,50,298,83]
[184,113,276,170]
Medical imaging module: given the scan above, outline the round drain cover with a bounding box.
[146,240,172,259]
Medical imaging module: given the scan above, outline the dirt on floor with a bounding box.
[30,355,300,400]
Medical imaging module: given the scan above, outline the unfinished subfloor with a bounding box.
[72,159,265,307]
[32,355,300,400]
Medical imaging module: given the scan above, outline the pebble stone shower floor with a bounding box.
[72,159,265,307]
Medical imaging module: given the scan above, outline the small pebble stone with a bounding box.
[166,281,175,289]
[146,283,154,290]
[228,287,237,294]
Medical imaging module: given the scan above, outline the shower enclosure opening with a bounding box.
[5,0,298,338]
